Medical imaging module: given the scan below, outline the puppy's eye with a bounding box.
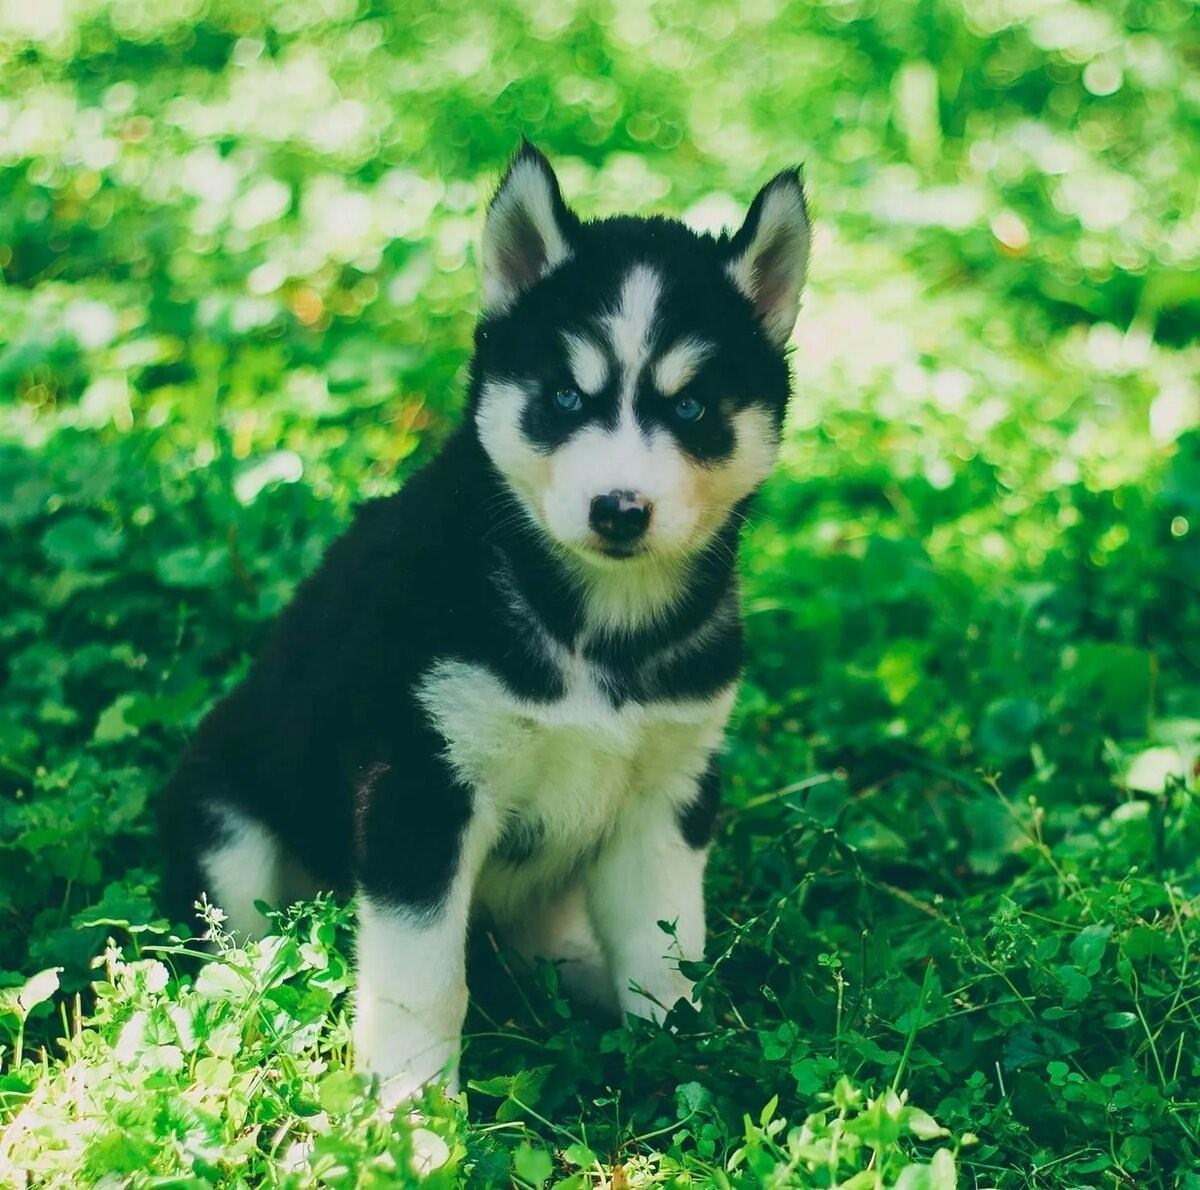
[553,387,584,413]
[674,396,705,422]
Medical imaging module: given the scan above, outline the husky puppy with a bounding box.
[160,143,810,1106]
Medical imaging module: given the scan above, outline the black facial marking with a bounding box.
[631,369,738,463]
[516,369,623,453]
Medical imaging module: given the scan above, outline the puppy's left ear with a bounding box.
[724,169,811,346]
[481,141,578,314]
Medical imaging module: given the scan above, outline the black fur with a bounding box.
[679,754,722,849]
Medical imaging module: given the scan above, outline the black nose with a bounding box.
[589,490,652,545]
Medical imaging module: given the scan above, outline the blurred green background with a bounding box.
[2,0,1199,1185]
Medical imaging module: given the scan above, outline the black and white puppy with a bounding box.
[161,143,810,1107]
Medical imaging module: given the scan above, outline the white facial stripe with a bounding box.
[689,405,780,541]
[653,337,712,396]
[603,264,662,399]
[730,405,781,489]
[548,417,667,511]
[476,376,552,525]
[562,332,608,395]
[476,378,534,472]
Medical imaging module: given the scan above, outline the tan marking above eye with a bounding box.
[653,337,713,396]
[562,332,608,395]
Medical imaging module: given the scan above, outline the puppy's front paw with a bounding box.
[366,1064,459,1114]
[353,999,462,1112]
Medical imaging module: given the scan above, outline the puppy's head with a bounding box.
[472,143,809,566]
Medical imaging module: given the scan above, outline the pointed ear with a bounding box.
[724,169,811,346]
[481,142,577,314]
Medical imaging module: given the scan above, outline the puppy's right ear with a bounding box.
[481,141,578,314]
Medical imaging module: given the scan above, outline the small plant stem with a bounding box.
[891,960,936,1094]
[1134,996,1169,1090]
[509,1096,585,1148]
[834,965,844,1064]
[627,1108,699,1147]
[486,933,544,1029]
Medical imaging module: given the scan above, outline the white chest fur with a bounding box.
[414,653,735,919]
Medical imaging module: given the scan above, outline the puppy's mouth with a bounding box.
[580,539,649,562]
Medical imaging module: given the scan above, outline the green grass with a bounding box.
[2,0,1199,1185]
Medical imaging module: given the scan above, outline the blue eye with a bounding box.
[553,387,583,413]
[674,396,705,422]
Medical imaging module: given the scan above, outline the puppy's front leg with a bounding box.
[354,893,470,1108]
[352,758,492,1109]
[585,788,710,1023]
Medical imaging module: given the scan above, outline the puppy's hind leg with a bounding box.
[197,802,287,941]
[160,765,285,942]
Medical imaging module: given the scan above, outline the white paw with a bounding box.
[409,1123,452,1175]
[353,1001,462,1111]
[369,1065,459,1114]
[365,1106,455,1178]
[619,969,697,1024]
[554,954,619,1015]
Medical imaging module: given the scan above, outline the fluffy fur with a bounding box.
[160,142,810,1107]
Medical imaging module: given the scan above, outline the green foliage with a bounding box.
[2,0,1199,1185]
